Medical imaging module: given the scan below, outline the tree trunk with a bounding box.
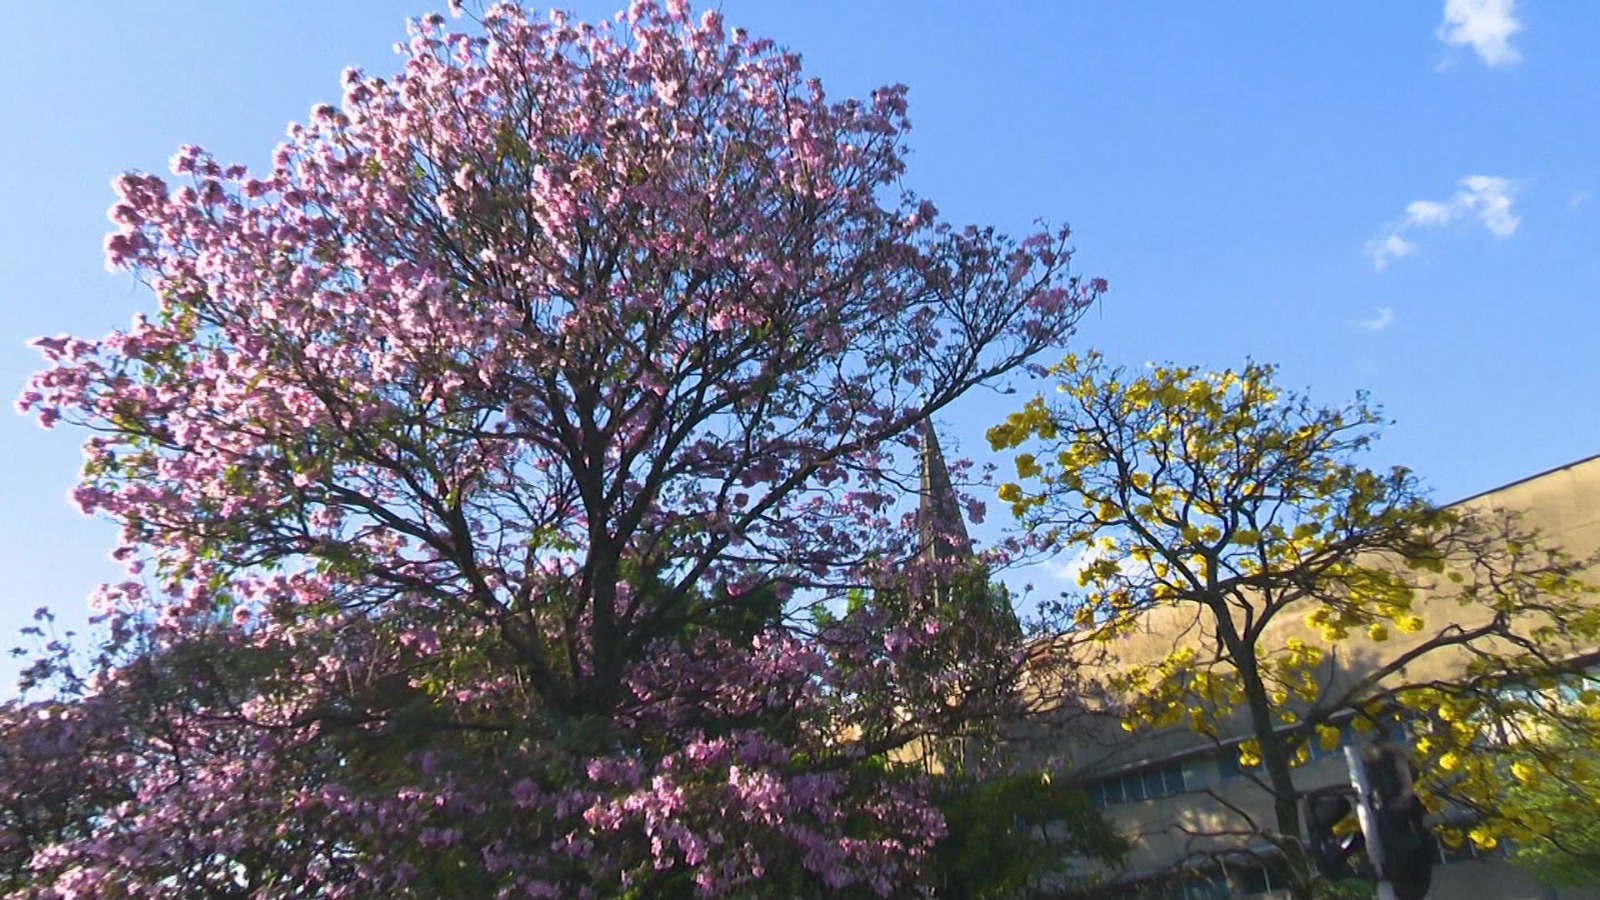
[1239,657,1314,900]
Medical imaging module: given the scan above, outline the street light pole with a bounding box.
[1344,745,1399,900]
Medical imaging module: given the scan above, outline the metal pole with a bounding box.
[1344,745,1398,900]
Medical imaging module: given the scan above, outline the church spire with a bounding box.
[918,421,974,563]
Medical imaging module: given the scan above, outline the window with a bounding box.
[1088,760,1188,808]
[1238,865,1270,895]
[1131,869,1229,900]
[1182,871,1231,900]
[1235,858,1293,896]
[1218,717,1385,780]
[1218,748,1251,780]
[1142,767,1167,798]
[1304,721,1355,762]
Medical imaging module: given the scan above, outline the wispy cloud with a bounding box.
[1040,548,1099,586]
[1366,175,1519,270]
[1356,307,1396,332]
[1366,235,1418,270]
[1570,189,1590,211]
[1037,545,1152,591]
[1438,0,1523,68]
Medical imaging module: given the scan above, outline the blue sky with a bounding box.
[2,1,1596,685]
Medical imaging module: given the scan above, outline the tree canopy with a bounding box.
[8,3,1104,896]
[990,353,1599,897]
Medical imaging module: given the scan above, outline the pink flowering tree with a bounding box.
[12,2,1102,896]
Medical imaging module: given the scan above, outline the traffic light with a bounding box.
[1361,740,1436,900]
[1303,787,1364,881]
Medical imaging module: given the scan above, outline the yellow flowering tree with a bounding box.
[989,353,1599,894]
[1501,721,1600,886]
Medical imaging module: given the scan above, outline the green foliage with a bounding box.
[930,771,1128,899]
[1499,718,1600,887]
[816,565,1125,897]
[817,566,1026,771]
[1507,782,1600,886]
[1309,879,1376,900]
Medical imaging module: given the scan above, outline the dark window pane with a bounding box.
[1192,871,1229,900]
[1138,881,1178,900]
[1265,858,1292,891]
[1144,767,1168,798]
[1219,752,1243,780]
[1238,866,1269,894]
[1165,763,1187,794]
[1102,777,1124,805]
[1123,772,1147,802]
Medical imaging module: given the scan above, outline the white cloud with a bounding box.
[1037,544,1153,592]
[1041,547,1099,586]
[1356,307,1397,332]
[1569,190,1590,211]
[1366,175,1519,270]
[1402,199,1454,228]
[1461,175,1519,235]
[1365,234,1419,271]
[1438,0,1523,68]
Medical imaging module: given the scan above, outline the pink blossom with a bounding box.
[8,0,1094,894]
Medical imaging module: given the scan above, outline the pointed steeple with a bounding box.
[918,422,974,563]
